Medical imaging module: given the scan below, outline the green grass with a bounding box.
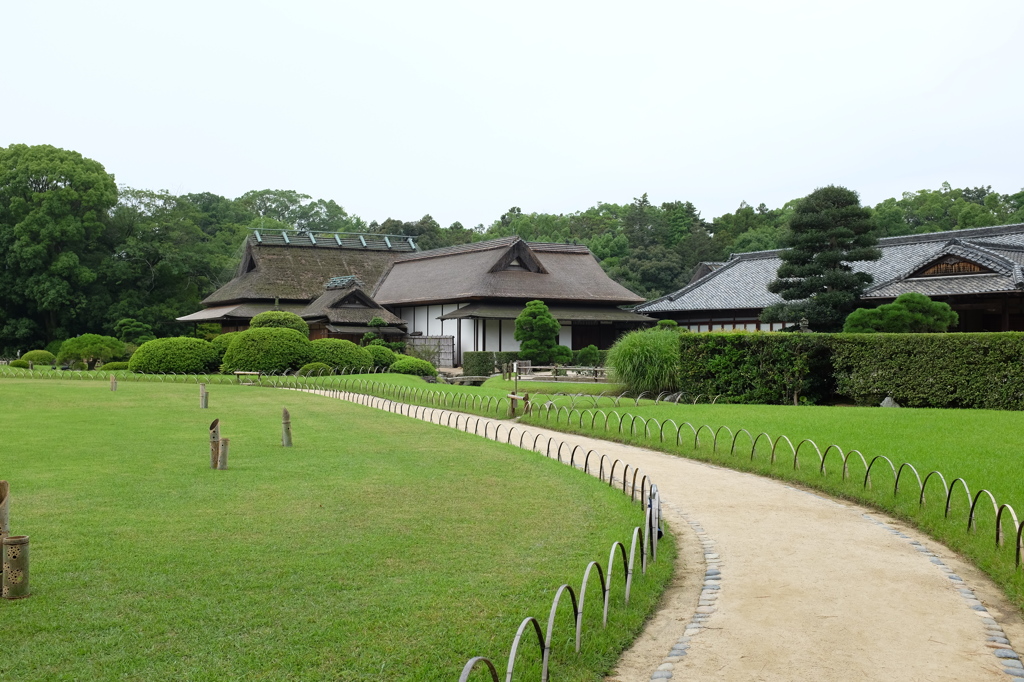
[0,380,674,681]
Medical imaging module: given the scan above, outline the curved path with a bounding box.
[296,389,1024,681]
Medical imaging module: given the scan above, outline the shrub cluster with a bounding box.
[100,361,130,371]
[390,355,438,377]
[297,362,333,377]
[22,350,56,365]
[210,332,239,360]
[248,311,310,337]
[129,337,220,374]
[221,328,312,373]
[365,344,397,368]
[309,339,372,371]
[9,359,29,369]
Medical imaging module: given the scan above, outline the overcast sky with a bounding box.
[3,1,1022,228]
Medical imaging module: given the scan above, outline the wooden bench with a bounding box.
[233,371,260,385]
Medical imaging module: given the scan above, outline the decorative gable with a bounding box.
[910,256,992,278]
[331,290,376,309]
[488,240,548,274]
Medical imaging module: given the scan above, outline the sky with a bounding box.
[2,1,1022,229]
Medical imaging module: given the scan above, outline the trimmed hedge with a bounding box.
[100,361,130,371]
[298,362,333,377]
[9,359,29,369]
[463,352,496,376]
[390,355,439,377]
[211,332,239,360]
[678,332,832,405]
[829,333,1024,409]
[365,344,397,368]
[249,311,310,337]
[22,350,56,365]
[308,339,372,371]
[221,328,312,374]
[129,337,220,374]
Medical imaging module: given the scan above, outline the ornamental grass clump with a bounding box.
[606,328,681,395]
[221,328,312,374]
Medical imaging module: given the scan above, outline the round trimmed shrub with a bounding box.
[100,361,130,371]
[365,344,397,368]
[22,350,56,365]
[298,362,332,377]
[221,327,312,374]
[309,338,373,372]
[210,332,239,360]
[576,344,600,367]
[129,337,220,374]
[249,311,309,337]
[390,356,438,377]
[9,359,29,369]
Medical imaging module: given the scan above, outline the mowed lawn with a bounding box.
[0,380,673,681]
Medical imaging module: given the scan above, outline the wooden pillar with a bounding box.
[217,439,230,470]
[282,408,293,447]
[209,419,221,469]
[0,481,8,541]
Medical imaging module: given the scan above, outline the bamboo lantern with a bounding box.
[0,481,8,541]
[217,438,230,470]
[2,535,29,599]
[282,408,292,447]
[209,419,221,468]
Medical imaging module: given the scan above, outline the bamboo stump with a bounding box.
[209,419,221,469]
[110,375,117,391]
[217,438,230,470]
[199,384,208,409]
[0,481,9,541]
[282,408,292,447]
[2,535,29,599]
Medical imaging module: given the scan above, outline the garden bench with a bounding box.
[233,371,260,385]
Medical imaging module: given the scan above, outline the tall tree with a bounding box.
[762,186,880,332]
[0,144,118,351]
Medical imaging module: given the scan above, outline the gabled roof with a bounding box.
[203,231,411,306]
[637,222,1024,314]
[373,237,644,306]
[300,280,405,326]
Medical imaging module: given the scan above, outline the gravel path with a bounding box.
[298,389,1024,681]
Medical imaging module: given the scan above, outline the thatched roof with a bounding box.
[203,231,413,306]
[373,237,644,307]
[300,283,405,326]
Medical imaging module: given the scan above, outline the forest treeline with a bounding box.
[1,143,1023,354]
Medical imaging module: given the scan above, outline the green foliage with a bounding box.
[297,362,333,377]
[368,316,387,328]
[576,344,601,367]
[248,311,310,337]
[655,319,679,329]
[128,337,220,374]
[113,318,155,344]
[552,344,573,364]
[21,349,56,365]
[385,341,406,353]
[57,334,126,370]
[45,339,64,357]
[100,361,130,371]
[9,359,29,369]
[71,361,87,371]
[308,338,372,371]
[829,333,1024,409]
[462,351,497,376]
[210,332,239,360]
[221,328,312,374]
[607,328,681,395]
[390,356,439,377]
[843,293,958,333]
[514,300,563,364]
[365,344,397,368]
[678,332,833,405]
[763,186,881,332]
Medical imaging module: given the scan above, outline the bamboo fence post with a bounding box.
[217,438,230,470]
[209,419,221,468]
[0,481,9,541]
[200,384,208,409]
[2,535,29,599]
[282,408,292,447]
[110,374,117,391]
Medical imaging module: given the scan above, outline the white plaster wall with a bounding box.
[484,319,500,351]
[500,320,519,351]
[558,325,571,348]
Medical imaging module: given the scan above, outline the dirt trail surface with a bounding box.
[297,389,1024,681]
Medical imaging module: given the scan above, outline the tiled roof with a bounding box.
[374,237,643,306]
[637,222,1024,313]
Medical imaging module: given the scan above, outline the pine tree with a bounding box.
[761,186,880,331]
[514,300,566,363]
